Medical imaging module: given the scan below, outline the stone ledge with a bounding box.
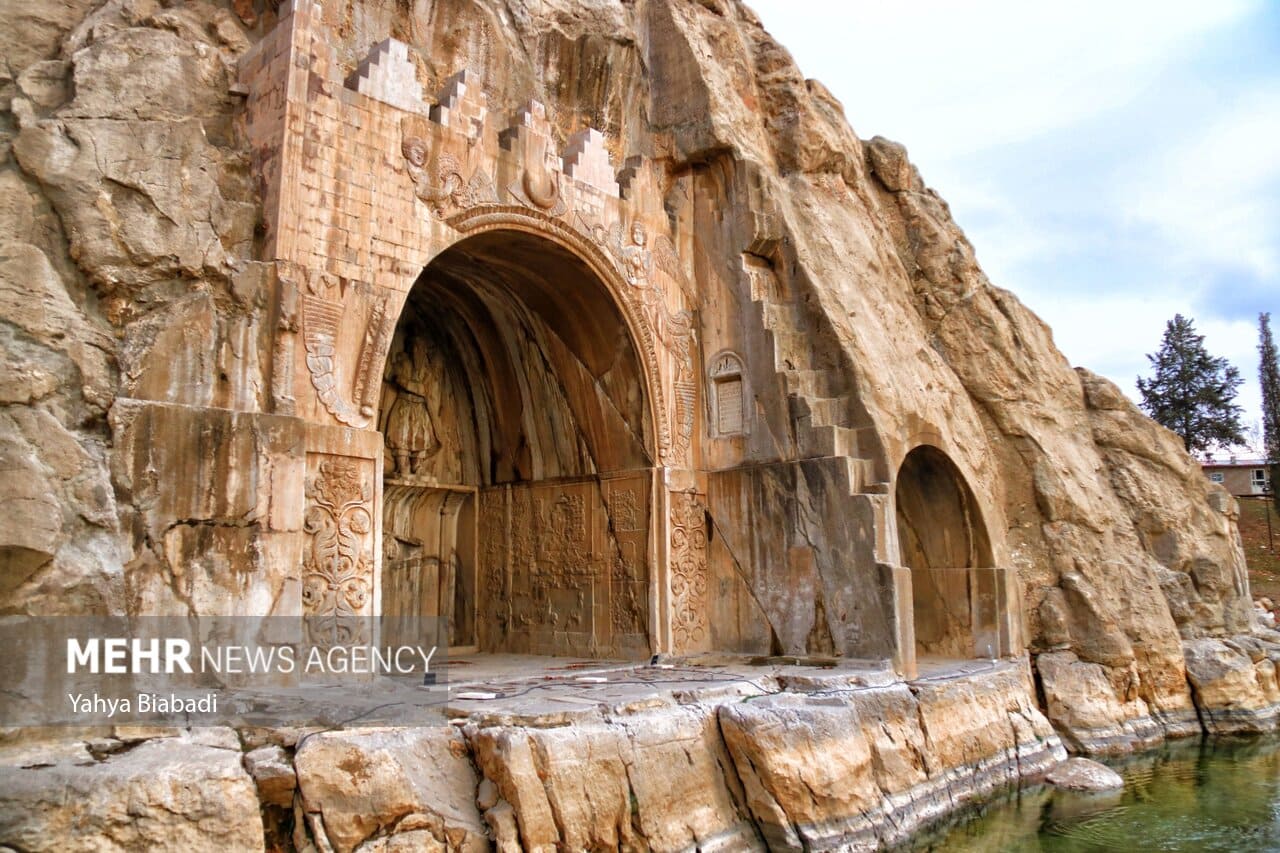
[0,662,1066,852]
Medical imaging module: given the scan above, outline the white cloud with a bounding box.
[1119,88,1280,279]
[1016,289,1264,435]
[750,0,1257,165]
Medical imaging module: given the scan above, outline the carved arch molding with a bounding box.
[286,203,693,469]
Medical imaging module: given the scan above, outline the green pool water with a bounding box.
[899,736,1280,852]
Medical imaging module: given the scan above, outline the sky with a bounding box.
[748,0,1279,452]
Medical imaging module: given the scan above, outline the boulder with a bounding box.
[1045,757,1124,792]
[1183,637,1280,732]
[293,727,486,853]
[0,736,263,851]
[244,744,296,808]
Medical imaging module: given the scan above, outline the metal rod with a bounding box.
[1267,492,1274,552]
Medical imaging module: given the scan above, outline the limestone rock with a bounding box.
[1256,599,1277,629]
[1183,637,1280,733]
[0,3,1274,844]
[356,829,447,852]
[469,706,758,851]
[0,736,264,851]
[717,666,1064,849]
[1045,757,1124,792]
[1033,649,1193,753]
[866,136,921,193]
[293,727,487,853]
[244,744,296,808]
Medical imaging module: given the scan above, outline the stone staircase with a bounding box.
[748,266,890,497]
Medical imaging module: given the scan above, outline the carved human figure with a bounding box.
[384,338,441,477]
[621,223,651,287]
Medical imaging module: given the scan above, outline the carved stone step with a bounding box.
[771,328,815,370]
[789,394,850,428]
[834,455,878,494]
[761,299,807,332]
[782,368,839,398]
[797,424,858,459]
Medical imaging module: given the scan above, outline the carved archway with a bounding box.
[894,445,996,661]
[377,220,665,658]
[445,205,676,464]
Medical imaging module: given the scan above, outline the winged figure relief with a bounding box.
[605,221,699,462]
[402,137,497,218]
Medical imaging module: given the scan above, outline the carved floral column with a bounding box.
[668,491,709,654]
[302,456,377,646]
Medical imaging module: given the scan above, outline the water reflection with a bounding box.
[898,736,1280,852]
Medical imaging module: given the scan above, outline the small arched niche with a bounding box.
[894,445,996,662]
[708,350,748,438]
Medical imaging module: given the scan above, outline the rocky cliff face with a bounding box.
[1,0,1277,846]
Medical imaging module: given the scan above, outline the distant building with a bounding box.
[1202,457,1271,497]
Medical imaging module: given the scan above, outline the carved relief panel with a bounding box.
[243,12,707,661]
[594,222,699,468]
[293,271,398,431]
[669,491,709,654]
[602,476,651,641]
[377,317,480,487]
[476,473,651,657]
[381,486,475,651]
[302,454,376,647]
[477,488,509,649]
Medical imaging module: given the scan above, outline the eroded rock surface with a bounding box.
[293,727,487,853]
[0,733,264,851]
[719,667,1063,849]
[1045,757,1124,792]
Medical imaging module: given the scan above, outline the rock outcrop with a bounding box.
[0,663,1065,851]
[1045,757,1124,792]
[0,730,264,851]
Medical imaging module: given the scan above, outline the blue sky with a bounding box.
[748,0,1279,444]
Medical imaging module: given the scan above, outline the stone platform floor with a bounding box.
[0,651,1023,738]
[196,651,1020,731]
[407,652,1018,726]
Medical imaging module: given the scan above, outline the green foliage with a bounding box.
[1136,314,1245,455]
[1259,313,1280,510]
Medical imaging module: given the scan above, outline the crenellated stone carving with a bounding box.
[303,457,375,646]
[616,155,644,201]
[563,128,620,198]
[429,69,487,139]
[345,39,425,114]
